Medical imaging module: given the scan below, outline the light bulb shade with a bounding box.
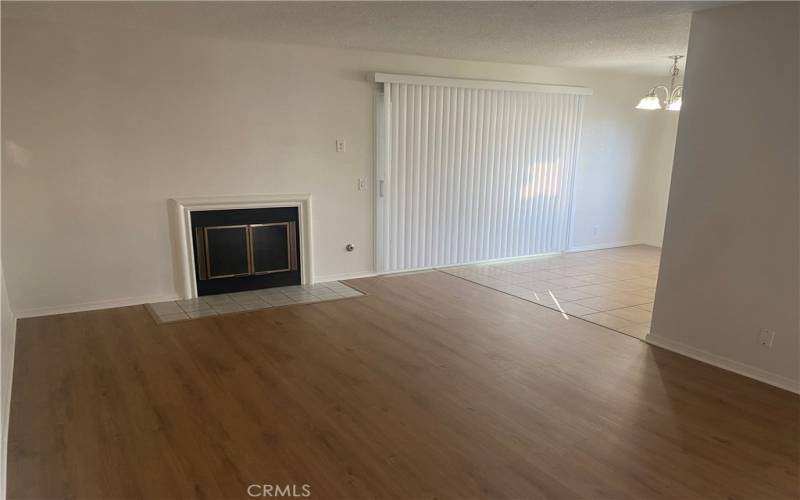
[635,94,661,110]
[666,97,682,111]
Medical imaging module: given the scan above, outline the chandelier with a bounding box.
[636,55,684,111]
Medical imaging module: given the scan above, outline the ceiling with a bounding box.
[3,1,723,75]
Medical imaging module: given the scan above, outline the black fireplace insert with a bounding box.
[191,207,301,296]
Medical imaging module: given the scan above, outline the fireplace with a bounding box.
[170,194,313,300]
[191,207,301,296]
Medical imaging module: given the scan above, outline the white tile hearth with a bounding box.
[149,301,184,316]
[148,281,365,324]
[187,309,217,319]
[440,245,659,340]
[175,298,212,312]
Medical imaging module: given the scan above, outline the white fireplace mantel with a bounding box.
[169,194,313,299]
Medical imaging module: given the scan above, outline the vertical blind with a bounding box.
[377,76,587,273]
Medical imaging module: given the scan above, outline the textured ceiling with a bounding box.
[3,1,721,75]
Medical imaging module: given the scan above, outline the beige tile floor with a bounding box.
[148,281,364,324]
[441,245,660,339]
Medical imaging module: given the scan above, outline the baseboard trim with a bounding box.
[315,271,378,283]
[378,252,564,276]
[440,251,563,268]
[15,294,182,319]
[566,240,643,252]
[645,333,800,394]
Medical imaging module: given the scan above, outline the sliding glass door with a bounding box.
[375,76,587,273]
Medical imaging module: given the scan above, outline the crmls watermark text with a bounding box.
[247,484,312,498]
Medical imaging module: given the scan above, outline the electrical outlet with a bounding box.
[357,178,367,191]
[335,139,346,153]
[592,225,599,237]
[758,329,775,348]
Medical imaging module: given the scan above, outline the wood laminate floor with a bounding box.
[7,271,800,499]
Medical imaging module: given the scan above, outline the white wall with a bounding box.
[650,2,799,392]
[1,13,676,315]
[1,18,17,491]
[638,113,680,247]
[569,85,675,252]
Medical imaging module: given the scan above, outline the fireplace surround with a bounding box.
[170,194,313,299]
